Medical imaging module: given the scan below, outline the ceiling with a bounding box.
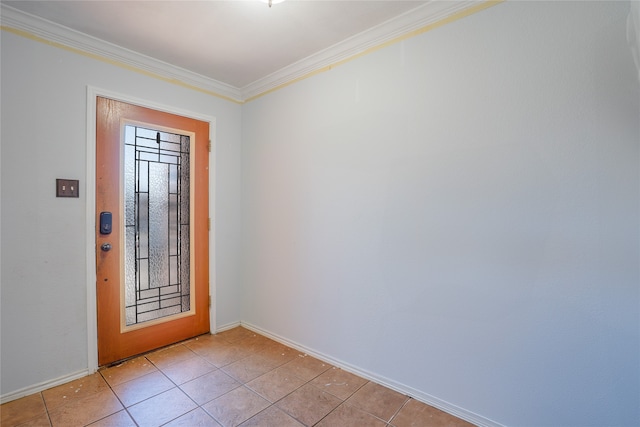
[1,0,476,101]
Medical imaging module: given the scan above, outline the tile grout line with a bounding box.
[98,361,142,427]
[145,342,233,426]
[387,395,412,427]
[40,391,54,427]
[311,376,373,426]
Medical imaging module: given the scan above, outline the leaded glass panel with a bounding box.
[123,125,191,327]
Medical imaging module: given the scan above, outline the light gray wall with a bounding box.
[241,2,639,426]
[0,31,243,395]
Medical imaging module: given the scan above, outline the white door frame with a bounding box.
[85,86,217,372]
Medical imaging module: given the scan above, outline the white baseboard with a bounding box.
[1,322,501,427]
[1,322,239,405]
[240,321,503,427]
[0,369,92,405]
[215,320,241,333]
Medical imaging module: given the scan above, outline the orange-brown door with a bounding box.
[96,96,210,366]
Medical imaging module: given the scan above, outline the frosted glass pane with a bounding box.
[169,165,178,194]
[138,301,160,313]
[139,258,149,291]
[140,152,159,162]
[126,307,136,325]
[181,135,190,154]
[181,224,190,293]
[139,288,158,301]
[125,225,136,307]
[135,138,158,150]
[125,125,136,144]
[149,162,169,289]
[139,161,148,193]
[161,297,181,308]
[138,307,180,323]
[160,141,181,152]
[135,127,156,140]
[160,285,179,296]
[169,255,178,285]
[124,145,135,226]
[138,193,148,259]
[180,157,190,221]
[160,154,178,164]
[169,194,178,256]
[164,132,180,144]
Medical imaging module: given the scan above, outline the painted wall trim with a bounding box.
[0,369,90,405]
[240,322,504,427]
[241,0,498,101]
[0,4,243,104]
[215,321,242,333]
[1,1,501,103]
[85,86,218,373]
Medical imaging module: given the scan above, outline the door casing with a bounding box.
[85,86,216,372]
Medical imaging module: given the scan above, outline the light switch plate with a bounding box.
[56,179,79,197]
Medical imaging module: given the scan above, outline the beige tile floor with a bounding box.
[1,327,473,427]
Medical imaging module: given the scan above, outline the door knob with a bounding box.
[101,243,112,252]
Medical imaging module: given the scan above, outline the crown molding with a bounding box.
[240,1,480,101]
[2,1,485,103]
[0,4,244,103]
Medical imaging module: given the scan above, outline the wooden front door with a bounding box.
[96,97,210,366]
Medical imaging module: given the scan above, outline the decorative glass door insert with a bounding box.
[123,124,194,328]
[96,96,209,366]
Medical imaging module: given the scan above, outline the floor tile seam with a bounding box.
[180,380,245,407]
[342,380,408,423]
[386,394,411,424]
[6,393,53,427]
[156,406,203,427]
[145,346,200,371]
[310,400,343,426]
[48,394,125,427]
[207,382,303,427]
[81,407,135,427]
[124,384,203,426]
[98,371,144,427]
[300,379,346,398]
[98,356,161,388]
[42,383,125,426]
[316,375,371,401]
[148,351,222,388]
[269,402,308,427]
[235,403,277,427]
[243,373,307,405]
[98,359,188,425]
[279,362,334,385]
[212,384,282,418]
[218,357,287,384]
[37,391,55,426]
[319,400,395,427]
[161,364,221,387]
[344,400,395,425]
[109,361,179,403]
[198,396,234,426]
[270,381,346,426]
[313,401,395,427]
[40,375,112,415]
[278,367,343,402]
[388,395,412,427]
[242,381,276,403]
